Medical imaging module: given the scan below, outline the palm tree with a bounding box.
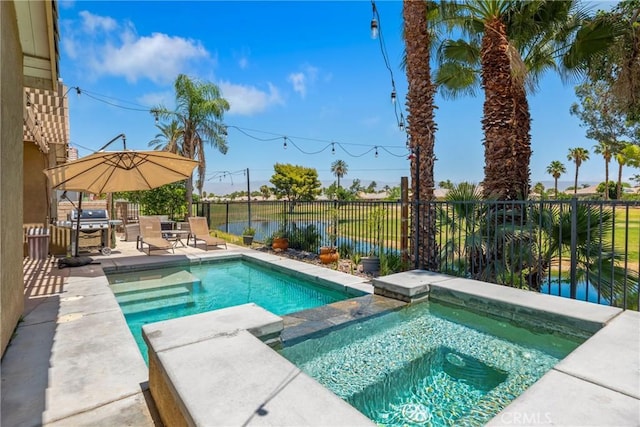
[615,143,640,198]
[593,141,618,200]
[530,203,638,308]
[436,1,595,200]
[546,160,566,198]
[569,2,640,122]
[330,160,348,189]
[153,74,229,211]
[567,147,590,194]
[403,0,438,269]
[148,120,184,154]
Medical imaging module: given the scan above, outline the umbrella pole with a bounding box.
[74,192,83,257]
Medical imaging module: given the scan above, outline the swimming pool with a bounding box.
[280,300,585,426]
[107,259,360,362]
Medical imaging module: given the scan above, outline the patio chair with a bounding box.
[187,217,227,250]
[139,216,174,255]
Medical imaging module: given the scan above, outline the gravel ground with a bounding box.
[254,245,376,279]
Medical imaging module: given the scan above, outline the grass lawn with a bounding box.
[614,207,640,268]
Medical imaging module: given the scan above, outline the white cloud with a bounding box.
[62,12,211,84]
[79,11,117,33]
[219,81,283,116]
[288,64,321,98]
[101,32,209,83]
[288,72,307,97]
[61,36,78,59]
[232,48,251,70]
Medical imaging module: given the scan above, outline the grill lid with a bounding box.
[70,209,109,221]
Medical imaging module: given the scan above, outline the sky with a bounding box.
[58,1,620,196]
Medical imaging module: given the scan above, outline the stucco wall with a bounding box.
[23,142,50,224]
[1,1,26,356]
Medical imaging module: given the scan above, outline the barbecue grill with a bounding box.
[57,209,113,255]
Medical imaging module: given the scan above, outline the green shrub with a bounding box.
[337,242,354,258]
[287,224,320,252]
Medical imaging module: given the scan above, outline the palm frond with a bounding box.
[435,61,480,99]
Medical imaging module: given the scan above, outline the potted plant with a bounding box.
[271,227,289,251]
[361,207,385,274]
[319,246,339,264]
[242,226,256,245]
[319,207,340,264]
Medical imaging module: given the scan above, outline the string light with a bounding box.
[371,1,407,135]
[370,1,379,39]
[64,84,411,159]
[375,146,379,158]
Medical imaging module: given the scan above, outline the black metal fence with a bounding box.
[418,198,639,310]
[192,199,639,310]
[192,200,408,258]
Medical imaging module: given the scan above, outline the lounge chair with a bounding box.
[139,216,174,255]
[187,217,227,250]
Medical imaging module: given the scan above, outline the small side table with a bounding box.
[166,230,190,248]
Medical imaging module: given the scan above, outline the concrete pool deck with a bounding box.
[2,239,639,426]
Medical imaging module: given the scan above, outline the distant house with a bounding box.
[566,185,601,197]
[357,191,389,200]
[434,188,449,199]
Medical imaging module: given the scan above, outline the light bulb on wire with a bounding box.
[374,147,379,158]
[370,1,379,39]
[283,137,288,150]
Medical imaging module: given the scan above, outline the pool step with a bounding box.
[110,270,201,295]
[116,286,191,305]
[121,294,195,316]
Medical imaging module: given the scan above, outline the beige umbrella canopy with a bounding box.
[43,134,198,259]
[44,150,199,194]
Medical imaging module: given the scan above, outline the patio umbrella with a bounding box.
[44,135,199,260]
[44,149,199,194]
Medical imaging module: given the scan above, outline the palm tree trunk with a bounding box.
[480,17,517,200]
[604,159,609,200]
[617,163,624,199]
[574,164,579,195]
[554,177,558,198]
[184,128,194,216]
[511,80,531,200]
[403,0,438,270]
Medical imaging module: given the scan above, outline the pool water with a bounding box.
[541,280,610,305]
[107,259,354,363]
[280,301,585,426]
